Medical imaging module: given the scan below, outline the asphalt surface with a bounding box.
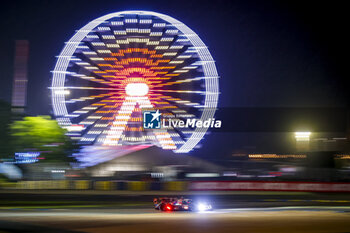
[1,191,350,232]
[1,207,350,233]
[2,191,350,209]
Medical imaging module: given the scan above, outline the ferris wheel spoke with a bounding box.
[152,97,200,110]
[150,89,207,94]
[78,103,124,136]
[153,76,217,88]
[60,86,122,91]
[64,92,114,104]
[71,71,119,87]
[151,94,199,122]
[155,93,201,107]
[72,65,120,87]
[66,95,121,118]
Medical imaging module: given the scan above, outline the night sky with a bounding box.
[0,0,348,158]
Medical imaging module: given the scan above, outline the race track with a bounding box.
[1,207,350,233]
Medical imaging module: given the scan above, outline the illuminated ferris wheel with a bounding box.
[51,11,219,153]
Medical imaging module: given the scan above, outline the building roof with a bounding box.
[87,146,223,177]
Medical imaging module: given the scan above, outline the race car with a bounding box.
[153,197,212,212]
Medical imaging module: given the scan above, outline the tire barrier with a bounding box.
[73,180,90,190]
[94,181,113,191]
[15,180,70,190]
[163,181,187,191]
[8,180,188,191]
[127,181,149,191]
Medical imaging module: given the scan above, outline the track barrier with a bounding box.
[3,180,350,192]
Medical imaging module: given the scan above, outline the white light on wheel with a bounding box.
[125,83,149,96]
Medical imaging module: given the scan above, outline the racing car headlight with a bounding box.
[197,203,207,211]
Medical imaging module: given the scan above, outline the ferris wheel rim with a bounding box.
[51,10,219,153]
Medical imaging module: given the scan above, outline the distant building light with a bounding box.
[223,172,237,177]
[258,175,276,178]
[51,170,65,173]
[333,137,347,140]
[185,173,220,178]
[151,172,164,178]
[335,154,350,160]
[295,132,311,141]
[237,174,254,178]
[280,167,298,172]
[249,154,306,159]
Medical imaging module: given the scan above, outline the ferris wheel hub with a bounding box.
[125,83,149,96]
